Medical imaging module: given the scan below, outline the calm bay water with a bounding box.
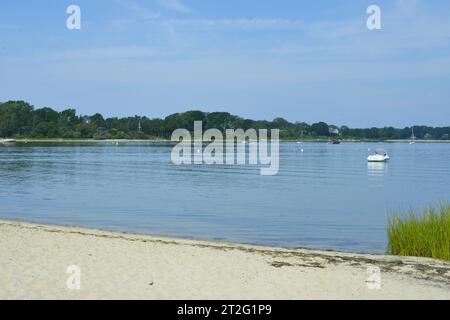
[0,141,449,253]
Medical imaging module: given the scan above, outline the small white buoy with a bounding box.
[301,149,304,153]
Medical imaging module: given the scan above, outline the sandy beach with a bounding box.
[0,219,449,300]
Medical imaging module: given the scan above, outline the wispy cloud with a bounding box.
[115,0,161,19]
[34,46,165,62]
[394,0,420,16]
[163,18,304,29]
[159,0,191,13]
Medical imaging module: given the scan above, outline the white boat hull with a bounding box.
[0,139,17,146]
[367,154,390,162]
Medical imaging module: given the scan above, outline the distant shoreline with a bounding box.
[4,138,450,143]
[1,219,449,299]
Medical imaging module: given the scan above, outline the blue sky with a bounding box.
[1,0,449,127]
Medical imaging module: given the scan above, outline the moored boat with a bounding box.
[0,139,17,146]
[409,127,416,145]
[367,148,390,162]
[328,139,341,144]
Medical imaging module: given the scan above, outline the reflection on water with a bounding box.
[367,162,387,174]
[0,142,449,253]
[367,162,388,187]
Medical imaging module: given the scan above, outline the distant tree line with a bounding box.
[1,101,449,140]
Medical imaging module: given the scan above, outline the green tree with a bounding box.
[0,101,34,137]
[311,122,329,136]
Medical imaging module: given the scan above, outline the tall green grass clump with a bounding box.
[387,203,450,261]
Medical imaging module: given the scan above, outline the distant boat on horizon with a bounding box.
[297,131,304,144]
[328,139,341,145]
[0,139,16,146]
[410,127,416,145]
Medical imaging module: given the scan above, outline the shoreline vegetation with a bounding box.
[0,219,449,299]
[1,101,450,141]
[3,138,450,143]
[388,203,450,261]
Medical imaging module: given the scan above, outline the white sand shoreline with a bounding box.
[1,219,449,300]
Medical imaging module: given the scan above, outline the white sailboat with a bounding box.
[409,127,416,144]
[297,131,304,144]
